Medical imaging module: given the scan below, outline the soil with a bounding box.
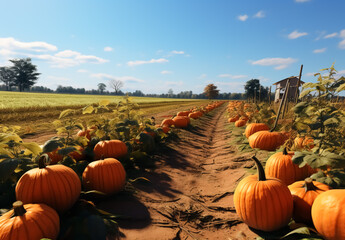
[21,103,266,239]
[98,104,263,240]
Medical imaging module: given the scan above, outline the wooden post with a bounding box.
[268,86,271,104]
[281,81,291,119]
[295,64,303,103]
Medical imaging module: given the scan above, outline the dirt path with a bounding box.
[98,104,260,240]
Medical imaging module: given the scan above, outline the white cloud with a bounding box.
[77,69,88,73]
[127,58,168,66]
[313,48,326,53]
[218,74,248,79]
[251,57,297,70]
[339,30,345,49]
[306,72,316,76]
[104,46,113,52]
[0,37,108,68]
[288,30,308,39]
[198,74,207,79]
[91,73,145,83]
[0,37,57,52]
[161,70,173,75]
[324,32,338,39]
[171,50,184,55]
[253,11,265,18]
[33,50,108,68]
[295,0,311,2]
[238,15,248,21]
[258,76,270,82]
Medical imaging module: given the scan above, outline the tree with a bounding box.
[203,84,219,99]
[109,79,124,95]
[168,88,174,98]
[97,83,106,94]
[244,79,260,101]
[9,58,40,91]
[0,67,15,91]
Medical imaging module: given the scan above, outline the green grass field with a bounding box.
[0,91,200,110]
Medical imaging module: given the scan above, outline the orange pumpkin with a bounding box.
[288,178,331,224]
[294,136,314,150]
[228,115,239,123]
[312,190,345,240]
[265,148,315,185]
[234,156,293,231]
[68,145,84,161]
[244,123,270,138]
[93,139,128,160]
[248,130,287,151]
[234,119,247,127]
[176,111,191,117]
[15,155,81,213]
[188,112,200,119]
[82,158,126,195]
[0,201,60,240]
[172,116,190,128]
[77,128,92,141]
[47,148,63,165]
[161,118,174,127]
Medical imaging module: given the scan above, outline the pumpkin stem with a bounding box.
[252,156,266,181]
[304,178,317,191]
[283,147,288,155]
[12,201,26,217]
[38,154,49,169]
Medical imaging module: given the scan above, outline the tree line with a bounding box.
[0,57,273,100]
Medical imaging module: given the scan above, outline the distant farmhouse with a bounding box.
[273,76,304,103]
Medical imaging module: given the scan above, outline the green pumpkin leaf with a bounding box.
[0,158,20,181]
[42,139,64,153]
[83,105,94,114]
[99,99,110,106]
[59,109,74,119]
[58,147,76,156]
[21,142,42,156]
[324,117,339,125]
[299,89,314,99]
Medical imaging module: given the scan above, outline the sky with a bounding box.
[0,0,345,94]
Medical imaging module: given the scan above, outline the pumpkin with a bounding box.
[234,119,246,127]
[312,190,345,240]
[288,178,331,224]
[244,123,270,138]
[248,130,287,151]
[294,136,314,150]
[188,112,201,119]
[160,125,170,134]
[234,156,293,231]
[93,139,128,160]
[46,148,63,165]
[68,145,84,161]
[0,201,60,240]
[177,111,191,117]
[77,128,92,141]
[15,154,81,213]
[172,116,190,128]
[265,148,315,185]
[228,115,239,123]
[161,118,174,127]
[82,158,126,195]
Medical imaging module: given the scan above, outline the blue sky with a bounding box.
[0,0,344,94]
